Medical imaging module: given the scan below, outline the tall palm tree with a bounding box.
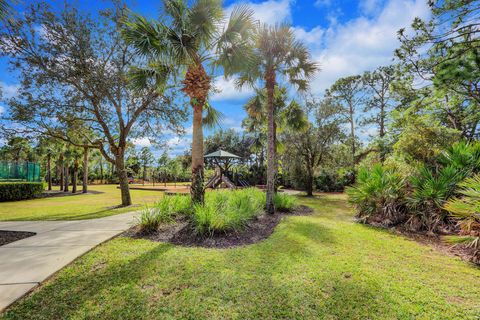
[122,1,256,204]
[223,24,318,213]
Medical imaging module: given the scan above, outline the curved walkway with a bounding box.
[0,212,139,311]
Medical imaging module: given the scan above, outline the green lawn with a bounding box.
[0,185,164,221]
[2,194,480,319]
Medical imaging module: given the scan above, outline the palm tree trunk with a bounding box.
[64,165,69,192]
[183,62,210,205]
[72,159,78,194]
[191,103,204,204]
[265,70,276,214]
[82,147,88,193]
[59,155,64,190]
[47,154,52,191]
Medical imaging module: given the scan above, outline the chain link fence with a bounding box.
[0,161,41,182]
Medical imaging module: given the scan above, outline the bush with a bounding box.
[273,193,298,212]
[0,182,44,202]
[314,169,355,192]
[346,165,406,226]
[193,188,264,236]
[444,174,480,263]
[137,195,191,233]
[407,165,465,232]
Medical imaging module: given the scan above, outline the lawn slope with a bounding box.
[2,194,479,319]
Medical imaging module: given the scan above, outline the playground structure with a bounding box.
[204,150,250,189]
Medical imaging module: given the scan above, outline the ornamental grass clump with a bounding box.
[273,193,298,212]
[193,188,264,236]
[137,195,191,233]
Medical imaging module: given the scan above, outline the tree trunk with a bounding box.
[265,70,276,214]
[72,159,78,194]
[47,154,52,191]
[64,165,69,192]
[143,163,146,185]
[116,151,132,206]
[82,147,88,193]
[190,103,204,204]
[349,104,356,167]
[305,168,314,197]
[59,155,64,190]
[99,156,104,184]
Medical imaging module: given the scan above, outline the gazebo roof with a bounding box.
[204,149,241,159]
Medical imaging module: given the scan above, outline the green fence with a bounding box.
[0,161,41,182]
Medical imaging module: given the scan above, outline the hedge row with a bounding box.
[0,182,44,202]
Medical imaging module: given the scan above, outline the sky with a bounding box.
[0,0,432,157]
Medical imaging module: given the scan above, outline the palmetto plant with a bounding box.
[222,24,318,213]
[438,141,480,173]
[408,165,465,232]
[122,0,256,204]
[444,174,480,263]
[346,164,407,226]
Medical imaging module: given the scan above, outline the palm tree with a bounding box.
[122,1,256,204]
[223,24,318,213]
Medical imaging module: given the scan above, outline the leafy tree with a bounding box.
[325,75,364,168]
[361,66,397,162]
[122,1,256,204]
[282,98,344,196]
[139,147,154,184]
[229,25,318,213]
[0,2,185,206]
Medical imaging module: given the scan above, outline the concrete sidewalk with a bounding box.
[0,212,139,312]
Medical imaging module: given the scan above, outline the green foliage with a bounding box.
[444,175,480,262]
[346,165,406,226]
[193,188,264,235]
[0,182,44,202]
[438,141,480,173]
[138,195,192,233]
[273,193,298,212]
[408,164,467,232]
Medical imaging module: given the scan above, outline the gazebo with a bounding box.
[204,150,249,189]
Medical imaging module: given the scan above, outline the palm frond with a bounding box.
[203,101,224,129]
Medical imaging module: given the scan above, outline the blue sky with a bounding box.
[0,0,431,157]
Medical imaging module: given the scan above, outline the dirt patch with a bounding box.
[0,230,36,246]
[123,205,313,248]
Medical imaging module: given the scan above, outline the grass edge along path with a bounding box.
[2,194,480,319]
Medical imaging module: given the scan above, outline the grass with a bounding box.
[2,194,480,319]
[0,185,165,221]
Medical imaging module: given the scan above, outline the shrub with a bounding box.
[407,165,465,232]
[346,165,406,226]
[0,182,44,202]
[444,174,480,263]
[273,193,298,212]
[193,188,264,235]
[137,195,191,233]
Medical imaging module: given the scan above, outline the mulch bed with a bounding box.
[0,230,36,246]
[124,205,313,248]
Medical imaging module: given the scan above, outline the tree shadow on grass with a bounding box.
[3,243,173,320]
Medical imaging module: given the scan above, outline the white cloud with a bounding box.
[211,76,254,102]
[360,0,384,15]
[0,82,19,99]
[0,105,4,115]
[226,0,291,25]
[304,0,430,94]
[314,0,331,7]
[293,26,324,45]
[132,137,152,147]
